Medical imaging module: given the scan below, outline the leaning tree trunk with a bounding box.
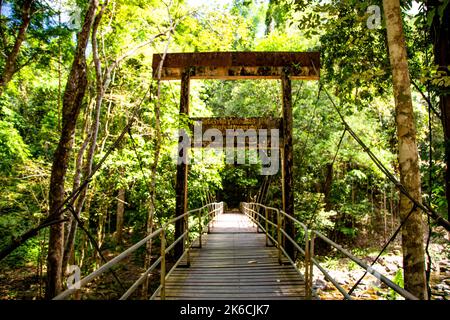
[0,0,33,97]
[115,188,125,244]
[61,0,109,276]
[428,0,450,222]
[382,0,428,299]
[323,163,333,211]
[46,0,98,300]
[63,1,170,269]
[61,98,93,272]
[141,32,173,297]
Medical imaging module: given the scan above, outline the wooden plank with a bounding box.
[156,297,303,300]
[157,212,307,300]
[165,279,305,284]
[162,293,305,298]
[152,52,320,80]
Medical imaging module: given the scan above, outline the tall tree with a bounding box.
[382,0,427,299]
[46,0,98,299]
[61,0,109,276]
[0,0,35,96]
[427,0,450,221]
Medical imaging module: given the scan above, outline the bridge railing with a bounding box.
[241,202,418,300]
[53,202,224,300]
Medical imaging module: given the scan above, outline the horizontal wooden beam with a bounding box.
[190,117,282,131]
[153,52,320,80]
[188,117,283,149]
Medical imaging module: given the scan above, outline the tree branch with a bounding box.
[411,79,442,120]
[0,0,34,94]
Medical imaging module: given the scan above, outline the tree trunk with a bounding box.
[0,0,33,96]
[96,205,107,268]
[45,0,98,300]
[383,0,428,299]
[142,35,172,298]
[115,188,125,244]
[61,99,93,273]
[281,70,295,259]
[428,0,450,221]
[323,163,333,211]
[351,183,356,204]
[61,0,108,276]
[383,189,387,241]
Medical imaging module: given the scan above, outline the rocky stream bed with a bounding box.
[312,243,450,300]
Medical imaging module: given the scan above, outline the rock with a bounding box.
[369,279,382,288]
[385,263,396,273]
[376,290,384,297]
[440,265,450,272]
[357,284,368,291]
[313,279,328,290]
[433,284,446,291]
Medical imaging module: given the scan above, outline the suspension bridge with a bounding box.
[45,52,448,300]
[53,201,417,300]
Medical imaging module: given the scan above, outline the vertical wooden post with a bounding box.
[185,215,190,267]
[304,230,311,299]
[160,229,166,300]
[281,69,295,259]
[265,207,269,247]
[174,69,190,259]
[277,209,282,265]
[309,233,315,296]
[280,148,285,250]
[280,148,285,210]
[198,209,202,248]
[207,209,211,234]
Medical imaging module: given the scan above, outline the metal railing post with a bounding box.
[309,232,315,296]
[198,209,202,248]
[265,207,269,246]
[305,230,311,299]
[207,206,211,234]
[185,215,190,267]
[160,229,166,300]
[282,211,286,248]
[277,209,282,265]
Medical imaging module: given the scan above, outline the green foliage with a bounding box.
[387,269,404,300]
[0,1,447,302]
[0,236,42,267]
[0,119,30,172]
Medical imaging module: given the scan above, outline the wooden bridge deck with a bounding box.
[158,212,306,300]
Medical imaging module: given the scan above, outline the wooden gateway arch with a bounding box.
[152,52,320,259]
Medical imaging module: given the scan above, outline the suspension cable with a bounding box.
[66,205,126,292]
[309,59,450,231]
[319,83,450,231]
[346,203,417,297]
[127,128,154,198]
